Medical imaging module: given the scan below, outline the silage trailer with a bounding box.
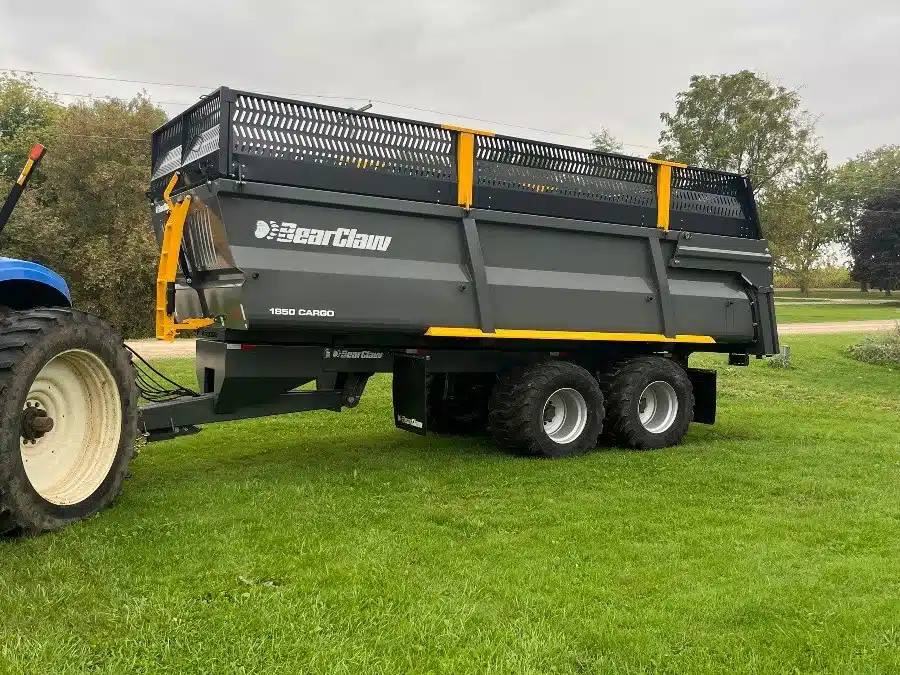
[0,88,778,534]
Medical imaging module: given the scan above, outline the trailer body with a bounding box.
[141,87,778,443]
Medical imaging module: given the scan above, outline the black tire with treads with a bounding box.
[600,356,693,450]
[0,308,137,536]
[488,361,603,458]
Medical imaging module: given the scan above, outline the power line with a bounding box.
[5,68,900,188]
[3,66,653,150]
[50,90,194,107]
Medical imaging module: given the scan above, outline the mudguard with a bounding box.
[0,257,72,304]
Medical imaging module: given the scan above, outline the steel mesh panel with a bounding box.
[475,136,656,206]
[183,93,221,167]
[670,189,744,219]
[150,118,182,182]
[671,167,746,219]
[232,94,456,182]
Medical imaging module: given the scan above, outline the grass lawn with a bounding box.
[776,302,900,324]
[2,335,900,674]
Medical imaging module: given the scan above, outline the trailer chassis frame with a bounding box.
[138,337,719,443]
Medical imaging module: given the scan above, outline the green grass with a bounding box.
[3,335,900,674]
[775,302,900,324]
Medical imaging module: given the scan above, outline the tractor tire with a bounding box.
[488,361,603,458]
[0,308,137,535]
[426,373,492,435]
[601,356,694,450]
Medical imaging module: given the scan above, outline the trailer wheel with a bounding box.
[488,361,603,458]
[602,356,694,450]
[0,309,137,535]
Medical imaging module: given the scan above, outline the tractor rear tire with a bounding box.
[600,356,694,450]
[0,308,137,535]
[488,361,603,458]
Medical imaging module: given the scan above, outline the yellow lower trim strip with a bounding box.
[425,327,715,344]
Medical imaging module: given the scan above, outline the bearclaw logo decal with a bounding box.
[254,221,271,238]
[254,221,391,252]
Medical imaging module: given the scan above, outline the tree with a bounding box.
[829,146,900,290]
[0,74,62,182]
[3,94,167,337]
[832,146,900,216]
[760,151,840,295]
[590,127,624,154]
[849,193,900,296]
[657,70,817,194]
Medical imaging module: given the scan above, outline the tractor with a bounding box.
[0,145,137,534]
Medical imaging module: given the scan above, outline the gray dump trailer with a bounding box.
[143,86,778,453]
[0,87,779,534]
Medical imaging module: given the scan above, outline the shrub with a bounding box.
[847,325,900,366]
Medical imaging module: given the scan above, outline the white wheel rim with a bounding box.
[542,387,588,444]
[20,349,122,506]
[638,380,679,434]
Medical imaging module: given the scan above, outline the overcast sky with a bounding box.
[1,0,898,161]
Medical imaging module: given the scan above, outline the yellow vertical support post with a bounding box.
[456,131,475,208]
[155,173,214,341]
[648,158,687,230]
[441,124,495,208]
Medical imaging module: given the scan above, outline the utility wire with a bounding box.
[2,67,653,150]
[5,68,900,192]
[8,68,899,164]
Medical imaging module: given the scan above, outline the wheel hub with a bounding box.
[638,380,679,434]
[541,388,588,444]
[20,402,54,443]
[19,349,123,506]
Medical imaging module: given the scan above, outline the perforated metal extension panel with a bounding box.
[183,93,222,168]
[150,87,760,238]
[474,135,657,226]
[150,117,183,195]
[232,93,456,182]
[475,136,655,204]
[669,166,756,237]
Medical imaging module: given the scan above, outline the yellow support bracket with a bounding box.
[442,124,494,209]
[648,158,687,231]
[155,173,215,342]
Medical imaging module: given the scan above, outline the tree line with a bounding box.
[594,70,900,296]
[1,71,898,339]
[1,74,165,337]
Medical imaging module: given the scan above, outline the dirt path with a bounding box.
[126,338,197,359]
[778,319,898,335]
[126,319,899,360]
